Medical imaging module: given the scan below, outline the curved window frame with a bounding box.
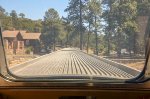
[0,26,149,84]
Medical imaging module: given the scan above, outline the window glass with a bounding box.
[0,0,148,81]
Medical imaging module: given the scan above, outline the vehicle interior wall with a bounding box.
[0,89,150,99]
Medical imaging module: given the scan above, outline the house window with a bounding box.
[8,41,13,49]
[26,40,30,46]
[19,41,24,49]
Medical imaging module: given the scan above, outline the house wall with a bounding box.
[24,39,40,53]
[3,31,41,55]
[3,37,25,55]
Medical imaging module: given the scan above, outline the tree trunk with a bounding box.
[87,23,91,54]
[66,32,69,47]
[117,1,122,58]
[133,32,137,55]
[95,16,98,55]
[129,42,132,57]
[117,29,121,57]
[79,0,83,50]
[107,32,110,56]
[61,40,63,48]
[53,28,56,51]
[107,0,113,56]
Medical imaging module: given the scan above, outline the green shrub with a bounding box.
[25,46,33,54]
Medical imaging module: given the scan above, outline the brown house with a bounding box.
[2,30,41,54]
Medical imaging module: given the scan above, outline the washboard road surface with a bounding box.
[9,48,140,80]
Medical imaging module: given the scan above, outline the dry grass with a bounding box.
[125,61,145,71]
[8,57,34,66]
[6,54,37,66]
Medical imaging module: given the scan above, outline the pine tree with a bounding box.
[113,0,138,57]
[102,0,116,56]
[89,0,102,55]
[10,10,18,29]
[65,0,88,50]
[42,8,60,51]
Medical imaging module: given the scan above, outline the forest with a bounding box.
[0,0,149,57]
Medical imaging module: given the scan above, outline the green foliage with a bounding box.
[1,0,148,57]
[0,6,5,17]
[65,0,88,50]
[19,13,25,18]
[0,6,42,32]
[25,46,34,54]
[102,0,142,57]
[137,0,150,16]
[41,8,66,50]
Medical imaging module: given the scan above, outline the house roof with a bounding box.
[2,30,41,40]
[2,30,19,38]
[22,33,41,40]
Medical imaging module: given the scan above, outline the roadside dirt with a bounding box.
[8,58,34,66]
[7,55,37,66]
[125,61,145,71]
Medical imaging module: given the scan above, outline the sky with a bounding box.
[0,0,68,20]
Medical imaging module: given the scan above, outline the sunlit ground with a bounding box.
[6,48,145,72]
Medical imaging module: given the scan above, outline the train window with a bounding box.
[0,0,149,82]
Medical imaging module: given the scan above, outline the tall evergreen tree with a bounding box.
[19,13,25,18]
[42,8,61,51]
[112,0,138,57]
[88,0,102,55]
[62,17,73,47]
[137,0,150,16]
[0,6,5,27]
[10,10,18,29]
[137,0,150,55]
[0,6,5,17]
[65,0,88,50]
[102,0,116,55]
